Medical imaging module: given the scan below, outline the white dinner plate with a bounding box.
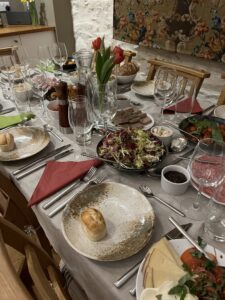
[0,127,50,161]
[62,182,155,261]
[131,80,155,97]
[136,238,225,300]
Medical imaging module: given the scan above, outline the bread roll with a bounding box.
[80,208,107,242]
[0,133,15,152]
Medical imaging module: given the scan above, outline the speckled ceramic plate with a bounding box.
[0,126,50,161]
[62,182,155,261]
[131,80,155,97]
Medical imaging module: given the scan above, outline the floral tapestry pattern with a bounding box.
[113,0,225,63]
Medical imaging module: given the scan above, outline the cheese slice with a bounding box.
[143,267,153,288]
[152,268,186,288]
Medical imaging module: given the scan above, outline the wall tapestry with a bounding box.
[113,0,225,63]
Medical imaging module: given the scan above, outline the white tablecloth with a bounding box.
[0,86,224,300]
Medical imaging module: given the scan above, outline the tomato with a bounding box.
[180,247,216,271]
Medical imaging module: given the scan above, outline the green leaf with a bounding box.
[96,52,104,81]
[212,126,223,141]
[99,57,114,83]
[156,295,162,300]
[178,274,192,286]
[104,46,111,61]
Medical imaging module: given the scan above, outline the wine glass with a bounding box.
[0,55,17,101]
[38,45,51,70]
[28,70,49,119]
[182,138,225,220]
[204,175,225,242]
[154,67,177,122]
[13,77,31,117]
[49,42,68,72]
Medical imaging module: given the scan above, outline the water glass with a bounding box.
[49,42,68,71]
[13,78,31,116]
[204,175,225,242]
[68,96,92,145]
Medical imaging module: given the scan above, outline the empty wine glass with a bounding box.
[38,45,51,70]
[182,138,225,220]
[154,67,177,122]
[204,175,225,242]
[49,42,68,72]
[0,54,17,101]
[28,70,49,118]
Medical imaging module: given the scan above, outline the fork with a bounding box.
[43,166,97,209]
[48,173,105,218]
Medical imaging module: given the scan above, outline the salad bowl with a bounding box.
[96,128,167,173]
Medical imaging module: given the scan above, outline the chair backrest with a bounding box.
[0,171,52,255]
[217,73,225,106]
[147,58,210,97]
[0,46,20,64]
[0,217,71,300]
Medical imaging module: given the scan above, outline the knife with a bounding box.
[0,107,16,115]
[15,149,74,180]
[12,144,72,176]
[147,147,194,177]
[114,223,192,289]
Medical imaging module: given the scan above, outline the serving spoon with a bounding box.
[139,185,185,217]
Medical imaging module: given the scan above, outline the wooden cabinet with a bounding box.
[0,28,56,58]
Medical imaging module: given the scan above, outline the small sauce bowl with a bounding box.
[151,126,173,146]
[161,165,190,195]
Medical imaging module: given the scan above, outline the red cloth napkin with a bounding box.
[28,159,101,207]
[163,97,203,114]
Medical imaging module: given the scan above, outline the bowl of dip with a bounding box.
[151,126,173,146]
[161,165,190,195]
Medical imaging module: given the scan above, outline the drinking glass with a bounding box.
[49,43,68,71]
[204,175,225,242]
[13,78,31,116]
[154,67,177,122]
[182,138,225,220]
[68,95,92,147]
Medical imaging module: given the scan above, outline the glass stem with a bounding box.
[193,188,202,209]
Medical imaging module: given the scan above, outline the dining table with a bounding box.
[0,79,225,300]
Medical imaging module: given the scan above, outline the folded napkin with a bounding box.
[163,97,203,114]
[0,112,35,129]
[28,159,102,207]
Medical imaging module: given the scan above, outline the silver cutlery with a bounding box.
[114,223,192,290]
[43,124,64,142]
[201,104,216,115]
[42,166,97,209]
[146,147,194,177]
[139,185,185,217]
[48,174,105,218]
[81,152,134,170]
[15,149,74,180]
[0,107,16,115]
[12,144,71,176]
[169,217,213,261]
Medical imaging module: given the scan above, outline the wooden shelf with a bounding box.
[0,25,55,37]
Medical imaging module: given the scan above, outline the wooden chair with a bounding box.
[0,217,72,300]
[0,171,52,255]
[217,73,225,106]
[147,58,210,97]
[0,46,20,64]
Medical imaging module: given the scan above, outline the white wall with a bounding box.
[70,0,225,91]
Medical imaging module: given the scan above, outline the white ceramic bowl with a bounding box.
[161,165,190,195]
[214,105,225,119]
[151,126,173,146]
[47,100,59,123]
[117,73,137,84]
